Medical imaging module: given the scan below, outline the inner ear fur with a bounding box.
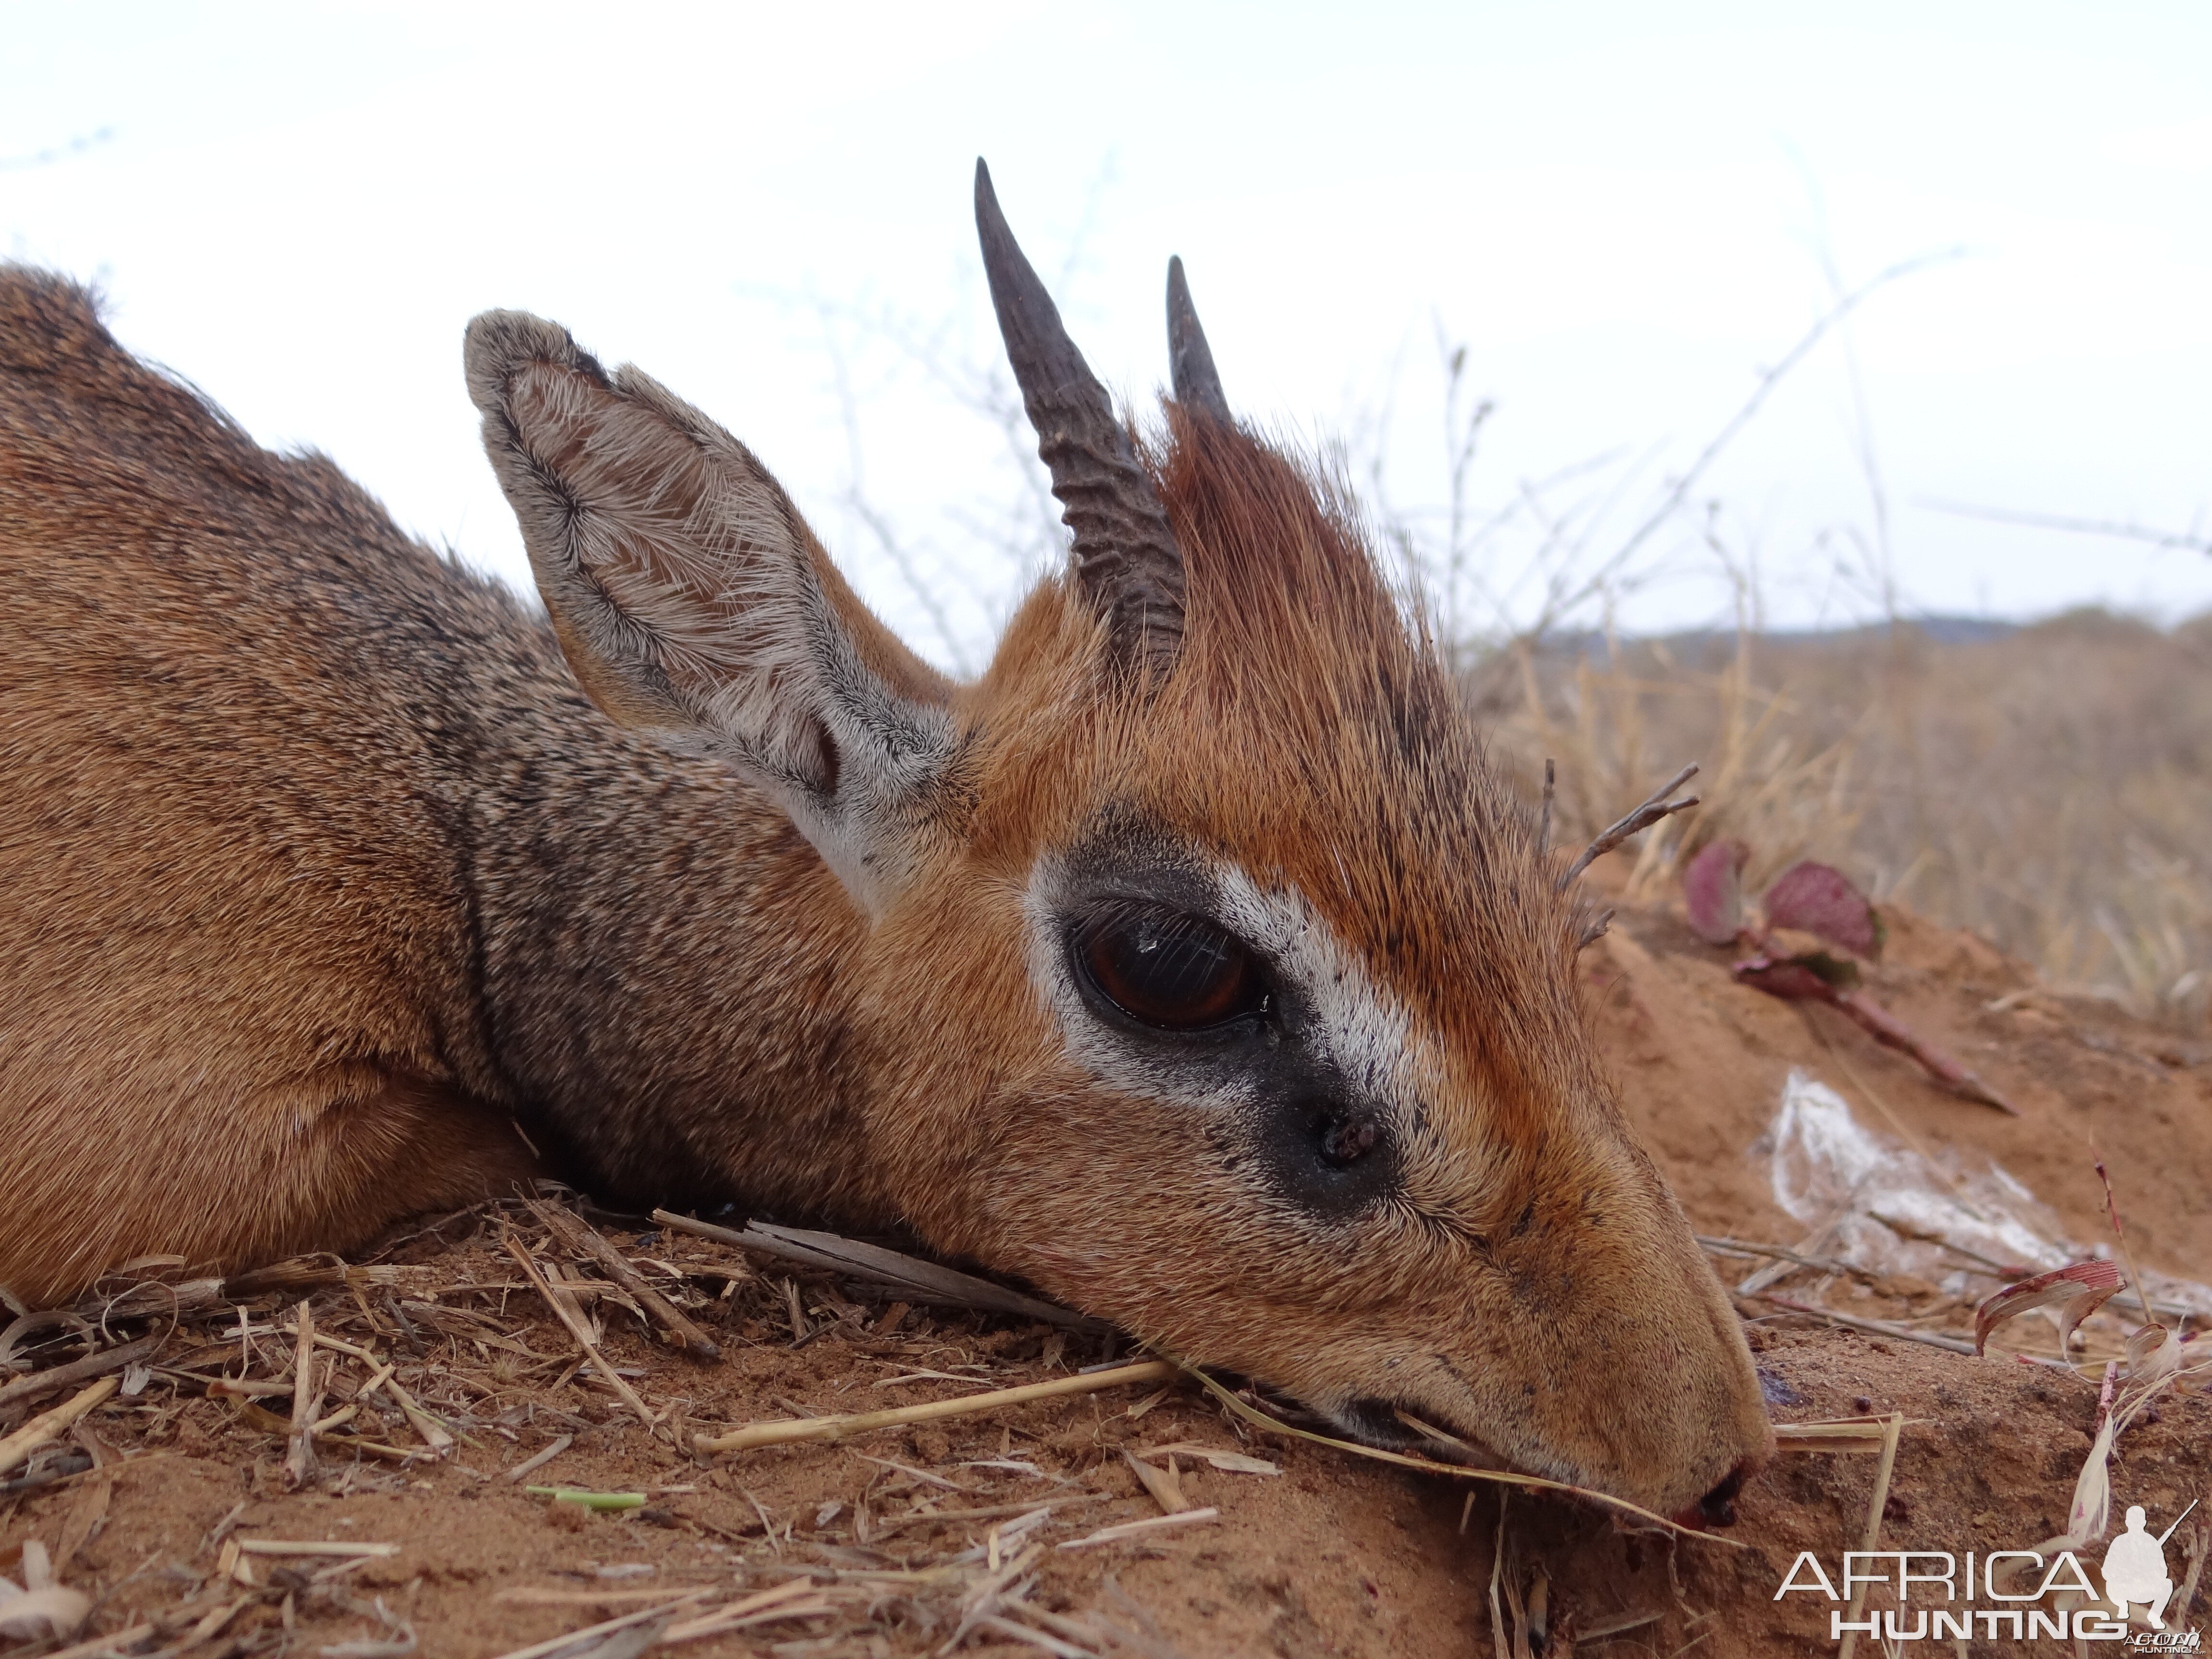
[464,308,959,910]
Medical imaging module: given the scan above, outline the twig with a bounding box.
[0,1451,94,1497]
[1056,1508,1218,1551]
[1753,1294,1978,1356]
[0,1376,121,1477]
[530,1201,721,1362]
[222,1260,438,1298]
[1537,758,1555,857]
[869,1499,1091,1537]
[0,1334,160,1411]
[483,1588,717,1659]
[1733,950,2021,1114]
[502,1235,662,1437]
[1830,989,2020,1115]
[1601,252,1961,585]
[1489,1491,1508,1659]
[1007,1600,1117,1653]
[74,1276,228,1324]
[1558,764,1700,889]
[1917,500,2212,556]
[1576,1610,1662,1640]
[2093,1158,2163,1334]
[737,1486,782,1555]
[503,1434,574,1483]
[693,1359,1176,1455]
[977,1612,1093,1657]
[1809,1023,1980,1197]
[2173,1517,2208,1634]
[1694,1235,1875,1284]
[650,1211,1107,1333]
[1835,1414,1903,1659]
[1772,1420,1903,1455]
[29,1623,157,1659]
[284,1300,319,1489]
[495,1586,705,1607]
[661,1579,835,1642]
[281,1326,451,1453]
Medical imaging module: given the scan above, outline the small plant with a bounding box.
[1683,841,2018,1113]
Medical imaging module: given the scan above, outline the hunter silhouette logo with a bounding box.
[2105,1501,2194,1626]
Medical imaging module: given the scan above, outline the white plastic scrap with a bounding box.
[1759,1070,2212,1318]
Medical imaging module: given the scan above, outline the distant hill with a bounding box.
[1541,614,2021,665]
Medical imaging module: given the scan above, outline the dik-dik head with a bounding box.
[464,161,1772,1521]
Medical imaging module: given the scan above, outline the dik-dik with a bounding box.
[0,163,1770,1522]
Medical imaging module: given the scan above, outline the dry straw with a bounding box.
[0,1376,119,1477]
[694,1358,1177,1455]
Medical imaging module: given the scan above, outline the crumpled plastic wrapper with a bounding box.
[1757,1070,2212,1319]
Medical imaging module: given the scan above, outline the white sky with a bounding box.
[6,1,2209,668]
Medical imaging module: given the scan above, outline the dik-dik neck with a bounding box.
[462,694,893,1229]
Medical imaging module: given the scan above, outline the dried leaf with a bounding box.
[1683,839,1748,944]
[2124,1324,2183,1389]
[1764,861,1884,959]
[1974,1260,2124,1356]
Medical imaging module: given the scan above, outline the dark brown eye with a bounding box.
[1072,904,1267,1031]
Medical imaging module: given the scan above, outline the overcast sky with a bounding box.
[6,2,2208,666]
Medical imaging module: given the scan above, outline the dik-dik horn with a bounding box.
[0,161,1771,1521]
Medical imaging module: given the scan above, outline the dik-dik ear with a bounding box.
[464,310,959,916]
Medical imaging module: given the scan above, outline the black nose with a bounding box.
[1694,1463,1749,1528]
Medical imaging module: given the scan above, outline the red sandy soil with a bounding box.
[4,898,2208,1658]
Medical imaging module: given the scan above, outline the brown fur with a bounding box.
[0,269,1770,1517]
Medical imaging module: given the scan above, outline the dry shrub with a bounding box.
[1473,608,2212,1029]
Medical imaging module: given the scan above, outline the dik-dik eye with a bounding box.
[1071,903,1269,1032]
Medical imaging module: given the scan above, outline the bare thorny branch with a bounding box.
[1359,248,1966,660]
[1917,500,2212,558]
[1560,763,1702,891]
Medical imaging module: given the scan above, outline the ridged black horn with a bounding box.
[974,158,1185,677]
[1166,256,1230,421]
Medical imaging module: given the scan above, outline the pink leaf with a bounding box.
[1973,1260,2125,1357]
[1763,861,1884,959]
[1683,839,1747,944]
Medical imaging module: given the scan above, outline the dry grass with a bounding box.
[1471,607,2212,1029]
